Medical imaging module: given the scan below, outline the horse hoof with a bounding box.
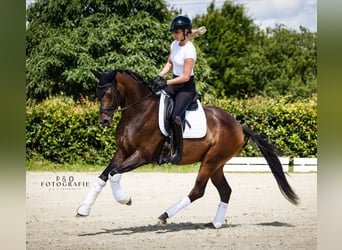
[203,222,217,229]
[158,212,168,225]
[118,197,132,206]
[76,203,90,217]
[76,213,87,217]
[126,198,132,206]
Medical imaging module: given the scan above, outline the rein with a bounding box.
[120,92,152,112]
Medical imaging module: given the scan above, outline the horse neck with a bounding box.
[116,72,151,111]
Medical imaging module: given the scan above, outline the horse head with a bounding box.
[92,69,153,127]
[92,69,122,126]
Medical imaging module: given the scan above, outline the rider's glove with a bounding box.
[152,75,167,92]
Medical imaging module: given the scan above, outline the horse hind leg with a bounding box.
[204,167,231,229]
[158,164,211,225]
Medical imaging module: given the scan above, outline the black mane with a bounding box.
[121,69,150,88]
[96,69,152,97]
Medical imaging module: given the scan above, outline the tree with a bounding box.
[26,0,213,103]
[26,0,172,103]
[193,0,258,97]
[230,25,317,100]
[260,25,317,99]
[193,1,317,100]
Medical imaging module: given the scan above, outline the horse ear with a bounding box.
[91,69,102,79]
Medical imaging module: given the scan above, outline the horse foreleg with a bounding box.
[76,164,114,216]
[108,150,148,205]
[76,177,106,216]
[108,173,131,205]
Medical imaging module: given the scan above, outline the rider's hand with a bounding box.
[152,75,167,92]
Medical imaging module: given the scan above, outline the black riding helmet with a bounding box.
[169,16,192,32]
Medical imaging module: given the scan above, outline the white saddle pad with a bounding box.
[158,92,207,138]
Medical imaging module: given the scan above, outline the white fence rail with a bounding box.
[224,157,317,173]
[293,158,317,172]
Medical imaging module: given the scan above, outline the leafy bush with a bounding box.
[204,94,317,157]
[26,95,317,165]
[26,97,118,164]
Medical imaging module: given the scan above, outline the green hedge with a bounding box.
[204,94,317,157]
[26,95,317,165]
[26,97,118,165]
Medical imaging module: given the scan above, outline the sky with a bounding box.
[165,0,317,32]
[26,0,317,32]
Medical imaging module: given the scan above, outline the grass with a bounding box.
[26,160,201,173]
[26,160,315,173]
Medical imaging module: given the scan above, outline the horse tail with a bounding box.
[242,126,299,205]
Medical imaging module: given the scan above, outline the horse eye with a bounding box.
[105,92,113,99]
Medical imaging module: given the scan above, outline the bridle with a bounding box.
[97,78,152,118]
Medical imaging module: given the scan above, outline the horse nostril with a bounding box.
[100,118,110,126]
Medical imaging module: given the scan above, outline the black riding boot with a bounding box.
[168,116,183,164]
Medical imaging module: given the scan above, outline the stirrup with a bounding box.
[162,149,181,164]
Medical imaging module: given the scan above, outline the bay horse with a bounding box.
[77,69,298,228]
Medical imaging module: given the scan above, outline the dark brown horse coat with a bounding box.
[77,69,298,227]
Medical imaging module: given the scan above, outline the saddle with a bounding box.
[162,91,199,134]
[156,91,207,164]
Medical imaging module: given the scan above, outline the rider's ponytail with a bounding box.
[189,26,207,39]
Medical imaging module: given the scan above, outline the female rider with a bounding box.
[154,16,205,164]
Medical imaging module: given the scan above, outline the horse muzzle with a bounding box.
[99,112,113,126]
[99,106,115,126]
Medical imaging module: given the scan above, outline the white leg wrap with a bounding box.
[77,178,106,216]
[212,201,228,228]
[109,174,131,204]
[166,197,191,218]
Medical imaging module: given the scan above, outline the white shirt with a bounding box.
[170,40,196,76]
